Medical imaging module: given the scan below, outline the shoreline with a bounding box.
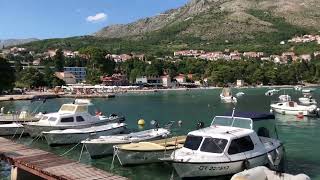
[0,84,318,102]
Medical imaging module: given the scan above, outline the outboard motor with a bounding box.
[150,120,160,129]
[196,121,205,129]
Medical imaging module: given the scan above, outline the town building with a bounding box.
[135,76,162,86]
[101,74,129,86]
[161,75,172,87]
[64,67,86,83]
[236,80,245,87]
[174,75,186,84]
[54,72,77,84]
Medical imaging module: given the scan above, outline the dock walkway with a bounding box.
[0,137,127,180]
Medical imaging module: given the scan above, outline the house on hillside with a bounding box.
[101,74,129,86]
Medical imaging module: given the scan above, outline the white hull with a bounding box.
[24,118,121,137]
[115,149,174,166]
[220,94,237,103]
[172,146,283,178]
[271,107,316,116]
[43,126,126,146]
[0,124,24,136]
[85,135,164,158]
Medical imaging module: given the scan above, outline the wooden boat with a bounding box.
[113,136,186,166]
[82,128,170,158]
[42,123,127,146]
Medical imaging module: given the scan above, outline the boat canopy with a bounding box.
[58,104,88,113]
[211,112,275,130]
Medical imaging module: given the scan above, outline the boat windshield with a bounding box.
[200,138,228,153]
[184,135,203,150]
[211,116,252,129]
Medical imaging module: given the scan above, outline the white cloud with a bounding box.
[86,13,107,23]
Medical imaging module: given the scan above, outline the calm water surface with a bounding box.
[0,88,320,180]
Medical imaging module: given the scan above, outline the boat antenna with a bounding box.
[231,107,236,126]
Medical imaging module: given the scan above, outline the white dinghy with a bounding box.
[231,166,310,180]
[24,99,125,137]
[220,88,237,103]
[265,89,279,96]
[278,95,291,102]
[165,113,284,178]
[82,128,170,158]
[43,123,127,146]
[270,101,318,116]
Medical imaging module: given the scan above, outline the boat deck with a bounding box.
[0,137,127,180]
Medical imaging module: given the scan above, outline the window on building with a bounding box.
[76,116,85,122]
[60,117,74,123]
[200,138,228,153]
[228,136,254,155]
[184,135,203,150]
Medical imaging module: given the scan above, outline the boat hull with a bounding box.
[115,149,174,166]
[85,135,166,158]
[43,126,126,146]
[172,154,267,178]
[24,118,121,137]
[271,107,316,116]
[0,126,24,136]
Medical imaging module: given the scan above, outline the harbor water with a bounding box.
[0,88,320,180]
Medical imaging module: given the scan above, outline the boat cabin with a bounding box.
[183,126,263,157]
[211,112,277,138]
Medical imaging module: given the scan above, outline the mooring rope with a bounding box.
[60,141,82,157]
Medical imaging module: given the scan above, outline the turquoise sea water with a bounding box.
[0,88,320,180]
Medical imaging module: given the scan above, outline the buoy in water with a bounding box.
[296,112,304,119]
[138,119,145,126]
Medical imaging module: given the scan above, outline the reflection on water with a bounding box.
[0,88,320,179]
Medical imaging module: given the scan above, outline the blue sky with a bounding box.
[0,0,188,39]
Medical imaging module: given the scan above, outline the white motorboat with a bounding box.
[236,92,245,97]
[278,95,291,102]
[270,101,318,116]
[231,166,310,180]
[82,128,170,158]
[302,88,314,93]
[265,89,279,96]
[220,88,237,103]
[113,136,186,166]
[24,99,125,137]
[43,123,127,146]
[0,123,24,136]
[299,96,317,105]
[167,125,283,178]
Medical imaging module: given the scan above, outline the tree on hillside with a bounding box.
[54,49,64,72]
[0,57,15,94]
[14,59,23,79]
[17,68,45,88]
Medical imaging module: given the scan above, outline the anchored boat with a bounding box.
[220,88,237,103]
[43,123,127,146]
[299,96,317,105]
[113,136,186,166]
[0,123,24,136]
[82,128,170,158]
[164,113,284,178]
[24,99,125,137]
[270,101,318,116]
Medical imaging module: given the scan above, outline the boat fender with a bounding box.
[242,159,250,170]
[231,166,267,180]
[267,153,275,168]
[138,119,145,126]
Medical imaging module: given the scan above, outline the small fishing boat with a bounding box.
[167,126,283,178]
[270,101,318,116]
[43,123,127,146]
[24,99,125,137]
[113,136,186,166]
[0,123,24,136]
[231,166,310,180]
[220,88,237,103]
[299,96,317,105]
[236,92,245,97]
[82,128,171,158]
[265,89,279,96]
[278,95,291,102]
